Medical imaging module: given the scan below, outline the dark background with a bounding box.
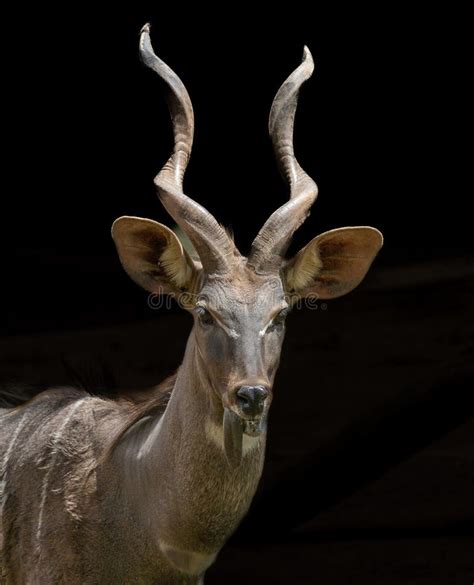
[1,5,473,584]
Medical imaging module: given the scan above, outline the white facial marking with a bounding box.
[259,303,290,337]
[227,328,240,339]
[195,301,241,338]
[205,418,260,455]
[258,322,271,337]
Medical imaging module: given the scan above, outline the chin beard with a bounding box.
[242,417,267,437]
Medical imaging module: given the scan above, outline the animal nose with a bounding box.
[236,386,268,417]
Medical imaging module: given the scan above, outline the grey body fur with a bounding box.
[1,333,265,584]
[0,24,382,585]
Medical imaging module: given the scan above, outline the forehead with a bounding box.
[198,269,285,313]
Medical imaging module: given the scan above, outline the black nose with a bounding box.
[236,386,268,417]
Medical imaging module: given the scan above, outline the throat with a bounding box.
[116,342,268,556]
[160,540,217,575]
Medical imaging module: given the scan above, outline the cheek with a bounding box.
[263,330,285,375]
[201,328,230,370]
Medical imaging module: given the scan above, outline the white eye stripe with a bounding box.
[195,304,288,337]
[227,329,240,339]
[258,325,269,337]
[195,306,240,338]
[259,309,289,336]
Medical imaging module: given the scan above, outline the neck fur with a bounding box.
[113,330,266,573]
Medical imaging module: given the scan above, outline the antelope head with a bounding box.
[112,25,383,467]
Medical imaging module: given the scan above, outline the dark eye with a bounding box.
[196,307,214,326]
[268,309,288,331]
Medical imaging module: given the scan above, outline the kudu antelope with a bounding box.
[0,24,383,584]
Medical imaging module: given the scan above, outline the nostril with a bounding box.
[236,386,268,416]
[236,389,250,406]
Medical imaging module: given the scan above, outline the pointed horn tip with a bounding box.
[139,22,157,64]
[140,23,151,36]
[302,45,315,73]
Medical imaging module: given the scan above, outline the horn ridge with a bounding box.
[248,46,319,273]
[139,23,237,274]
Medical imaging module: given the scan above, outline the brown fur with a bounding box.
[0,26,383,584]
[102,373,177,461]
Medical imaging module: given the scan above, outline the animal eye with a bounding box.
[196,307,214,326]
[269,309,288,331]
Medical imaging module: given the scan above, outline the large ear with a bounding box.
[283,227,383,300]
[112,216,199,294]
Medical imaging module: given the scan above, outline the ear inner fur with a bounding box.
[283,226,383,299]
[111,216,197,294]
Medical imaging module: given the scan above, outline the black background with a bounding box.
[1,5,473,584]
[0,4,471,334]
